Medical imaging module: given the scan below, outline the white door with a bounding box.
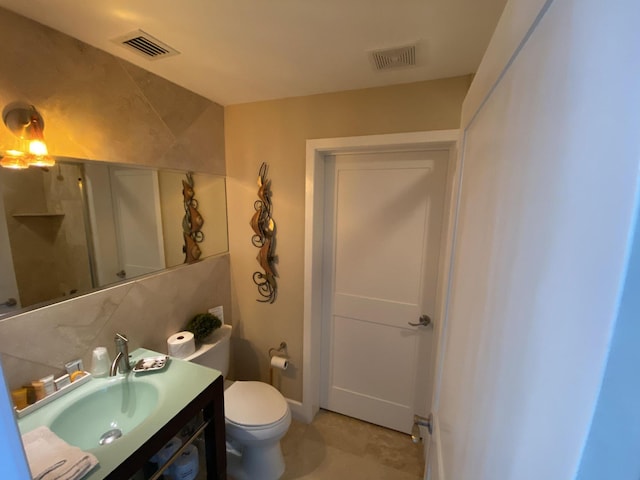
[320,149,448,433]
[110,168,166,279]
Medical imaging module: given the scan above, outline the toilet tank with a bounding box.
[182,324,231,377]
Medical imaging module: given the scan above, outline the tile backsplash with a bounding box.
[0,255,231,390]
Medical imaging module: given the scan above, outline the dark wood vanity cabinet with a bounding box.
[105,375,226,480]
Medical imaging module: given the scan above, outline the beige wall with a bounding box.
[225,76,471,401]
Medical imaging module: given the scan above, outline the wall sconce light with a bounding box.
[0,102,54,169]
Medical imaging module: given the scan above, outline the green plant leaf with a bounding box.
[184,313,222,342]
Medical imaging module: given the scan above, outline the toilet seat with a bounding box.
[224,381,288,427]
[226,411,291,432]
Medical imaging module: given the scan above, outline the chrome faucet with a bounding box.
[109,333,132,376]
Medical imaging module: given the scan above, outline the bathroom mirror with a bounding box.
[0,158,228,316]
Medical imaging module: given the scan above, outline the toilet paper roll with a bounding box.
[167,331,196,359]
[151,436,181,467]
[169,444,199,480]
[270,355,289,371]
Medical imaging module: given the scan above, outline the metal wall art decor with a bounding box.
[182,172,204,263]
[251,162,277,303]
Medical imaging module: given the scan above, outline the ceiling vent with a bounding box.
[369,45,417,71]
[112,30,180,60]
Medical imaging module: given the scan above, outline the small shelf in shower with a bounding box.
[12,212,65,218]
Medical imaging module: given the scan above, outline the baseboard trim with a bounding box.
[287,398,312,424]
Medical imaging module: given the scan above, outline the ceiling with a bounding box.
[0,0,506,106]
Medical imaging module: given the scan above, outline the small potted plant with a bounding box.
[184,312,222,344]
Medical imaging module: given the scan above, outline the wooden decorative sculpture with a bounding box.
[251,162,277,303]
[182,172,204,263]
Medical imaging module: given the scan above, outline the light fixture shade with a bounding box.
[29,139,48,156]
[0,102,54,169]
[3,102,45,137]
[28,155,55,167]
[0,150,28,169]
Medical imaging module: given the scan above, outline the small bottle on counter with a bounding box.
[39,375,55,396]
[10,388,27,410]
[54,374,71,390]
[65,359,84,376]
[22,385,36,405]
[31,381,46,401]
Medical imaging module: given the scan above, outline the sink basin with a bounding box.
[18,348,222,479]
[49,378,159,450]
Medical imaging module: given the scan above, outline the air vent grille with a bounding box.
[370,45,417,71]
[112,30,179,60]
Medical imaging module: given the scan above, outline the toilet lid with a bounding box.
[224,381,288,427]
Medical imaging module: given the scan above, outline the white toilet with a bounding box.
[183,325,291,480]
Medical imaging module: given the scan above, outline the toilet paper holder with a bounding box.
[268,342,289,386]
[268,342,287,358]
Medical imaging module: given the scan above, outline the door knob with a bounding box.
[408,314,431,327]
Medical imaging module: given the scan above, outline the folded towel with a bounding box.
[21,426,98,480]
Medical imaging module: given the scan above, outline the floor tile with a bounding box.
[281,409,424,480]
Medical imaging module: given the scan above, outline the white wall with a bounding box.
[434,0,640,478]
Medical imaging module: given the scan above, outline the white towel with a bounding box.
[21,426,99,480]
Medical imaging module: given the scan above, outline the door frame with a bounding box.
[0,173,20,314]
[300,130,461,425]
